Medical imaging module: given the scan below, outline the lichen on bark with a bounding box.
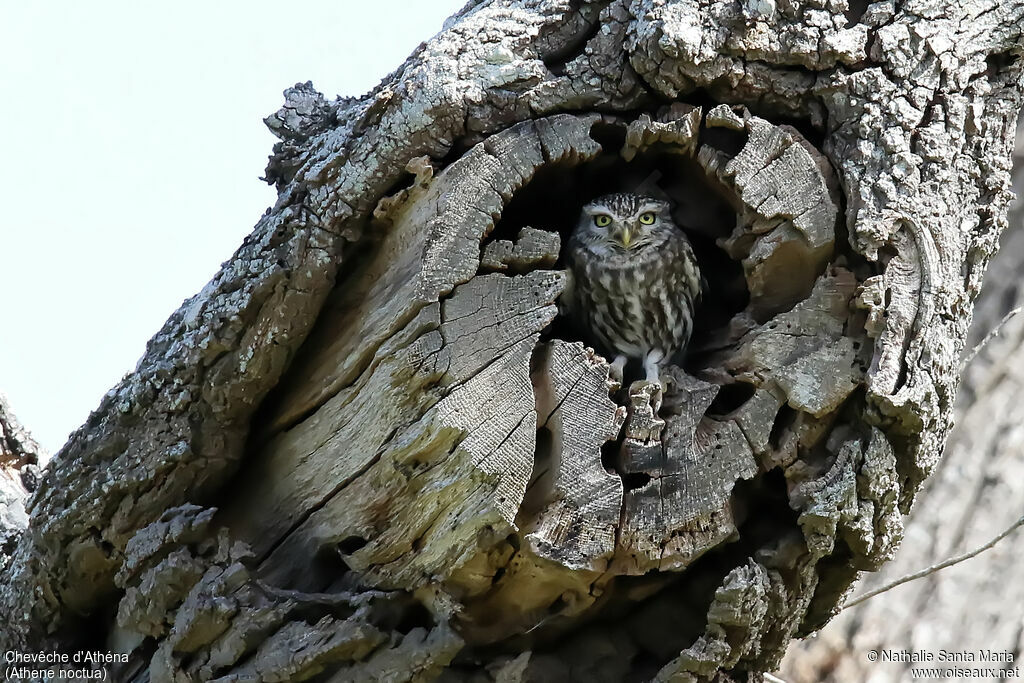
[1,2,1022,683]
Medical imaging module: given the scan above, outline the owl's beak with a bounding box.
[616,228,633,249]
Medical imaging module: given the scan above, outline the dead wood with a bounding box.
[1,2,1022,682]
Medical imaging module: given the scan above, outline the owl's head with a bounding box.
[575,193,676,254]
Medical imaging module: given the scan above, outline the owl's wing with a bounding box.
[558,267,576,317]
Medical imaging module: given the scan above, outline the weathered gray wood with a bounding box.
[615,372,758,576]
[704,111,838,320]
[447,340,625,645]
[780,117,1024,683]
[525,340,623,572]
[654,561,773,682]
[109,504,462,682]
[1,2,1022,682]
[0,395,46,576]
[480,227,561,273]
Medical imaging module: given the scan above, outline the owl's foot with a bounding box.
[643,349,666,390]
[609,354,628,385]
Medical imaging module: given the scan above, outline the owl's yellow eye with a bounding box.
[639,212,656,225]
[594,214,612,228]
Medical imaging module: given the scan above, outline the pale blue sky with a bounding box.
[0,1,467,452]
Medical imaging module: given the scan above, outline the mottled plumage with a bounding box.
[565,193,702,383]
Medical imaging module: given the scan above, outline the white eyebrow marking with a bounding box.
[635,202,662,215]
[583,205,614,216]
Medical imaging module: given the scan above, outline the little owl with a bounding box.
[565,193,702,385]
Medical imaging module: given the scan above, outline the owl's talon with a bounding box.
[643,349,666,387]
[609,354,628,385]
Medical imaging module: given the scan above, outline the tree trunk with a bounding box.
[2,2,1022,682]
[780,117,1024,683]
[0,395,47,576]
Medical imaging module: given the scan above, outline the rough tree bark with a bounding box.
[1,2,1022,682]
[780,118,1024,683]
[0,396,47,577]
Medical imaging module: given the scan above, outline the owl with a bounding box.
[565,193,702,385]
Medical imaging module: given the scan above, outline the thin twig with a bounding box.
[764,674,789,683]
[960,306,1024,371]
[842,515,1024,611]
